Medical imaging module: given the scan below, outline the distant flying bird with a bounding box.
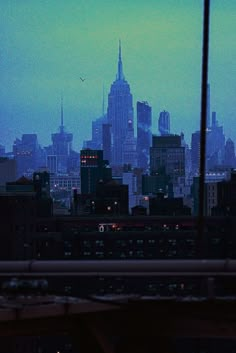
[80,77,85,82]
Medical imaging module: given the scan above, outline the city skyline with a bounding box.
[0,1,236,152]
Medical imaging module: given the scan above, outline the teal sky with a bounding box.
[0,0,236,151]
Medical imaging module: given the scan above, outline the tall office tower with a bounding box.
[13,134,43,177]
[158,110,170,136]
[51,96,73,174]
[150,135,185,185]
[0,158,16,187]
[0,145,5,157]
[206,112,225,170]
[107,41,134,166]
[211,170,236,216]
[122,170,137,212]
[191,130,200,174]
[123,119,137,167]
[207,112,224,155]
[102,123,112,163]
[47,155,57,174]
[191,115,225,175]
[80,149,112,194]
[92,115,108,149]
[181,132,191,177]
[137,101,152,171]
[225,138,236,168]
[84,114,108,150]
[212,111,217,128]
[33,171,50,198]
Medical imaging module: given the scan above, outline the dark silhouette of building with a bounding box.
[33,171,50,198]
[137,101,152,171]
[0,144,5,157]
[212,170,236,216]
[0,173,53,259]
[150,135,185,185]
[93,179,129,215]
[224,138,236,168]
[50,96,73,173]
[141,135,184,196]
[192,84,225,173]
[191,108,225,174]
[142,172,170,195]
[84,114,108,150]
[107,41,134,166]
[13,134,44,177]
[0,177,36,260]
[122,119,137,167]
[191,130,201,174]
[0,157,17,187]
[149,192,191,216]
[7,174,52,217]
[131,205,147,216]
[158,110,170,136]
[92,115,108,149]
[102,123,112,162]
[206,112,225,170]
[80,149,112,194]
[31,214,235,262]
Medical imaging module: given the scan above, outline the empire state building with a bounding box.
[107,41,135,167]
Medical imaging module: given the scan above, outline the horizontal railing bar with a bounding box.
[0,260,236,273]
[0,272,236,277]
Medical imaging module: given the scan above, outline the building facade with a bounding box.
[50,97,73,174]
[158,110,170,136]
[150,135,185,185]
[107,41,134,167]
[224,138,236,168]
[137,101,152,171]
[13,134,45,178]
[0,158,17,188]
[80,149,112,194]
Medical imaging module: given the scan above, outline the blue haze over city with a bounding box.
[1,2,236,351]
[0,0,236,153]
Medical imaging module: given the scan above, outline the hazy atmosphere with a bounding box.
[0,0,235,151]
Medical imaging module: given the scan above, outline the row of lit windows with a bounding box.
[52,181,79,186]
[80,155,99,159]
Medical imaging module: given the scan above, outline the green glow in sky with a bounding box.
[0,0,236,151]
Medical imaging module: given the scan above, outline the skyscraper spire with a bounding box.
[116,39,125,81]
[60,94,64,133]
[108,40,134,166]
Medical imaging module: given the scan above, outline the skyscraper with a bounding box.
[0,145,5,157]
[51,96,73,174]
[142,134,185,195]
[13,134,44,177]
[80,149,112,194]
[158,110,170,136]
[84,114,108,150]
[150,135,185,185]
[0,158,16,187]
[191,130,201,174]
[224,138,236,168]
[102,123,112,163]
[123,119,137,167]
[137,101,152,171]
[206,112,225,170]
[107,41,134,167]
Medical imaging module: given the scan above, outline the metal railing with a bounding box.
[0,259,236,276]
